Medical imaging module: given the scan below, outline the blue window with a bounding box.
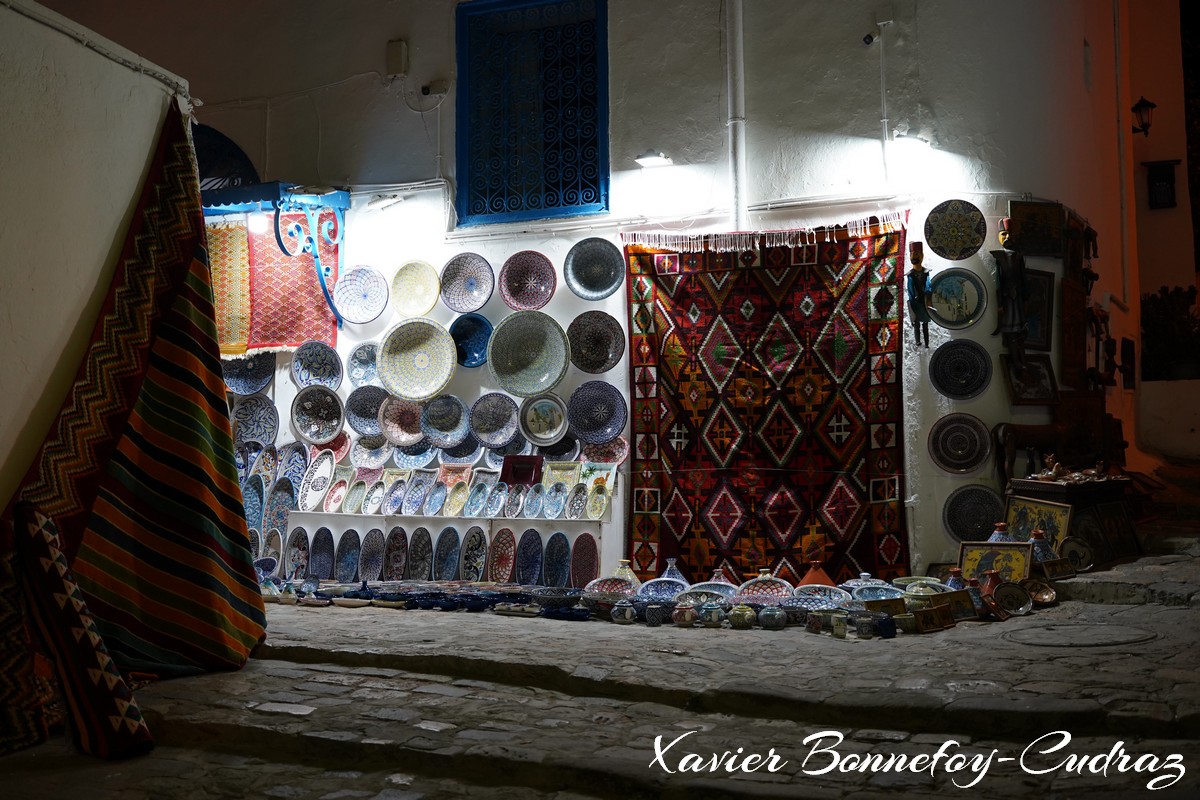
[456,0,609,226]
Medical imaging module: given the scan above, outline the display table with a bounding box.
[1006,477,1137,565]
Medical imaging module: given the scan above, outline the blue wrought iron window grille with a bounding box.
[456,0,609,226]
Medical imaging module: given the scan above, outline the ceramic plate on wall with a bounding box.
[343,480,367,515]
[459,526,488,582]
[942,484,1005,542]
[487,311,570,398]
[333,265,390,324]
[563,237,624,301]
[484,432,531,470]
[928,413,992,473]
[234,394,279,446]
[462,483,489,518]
[514,529,544,585]
[323,479,349,513]
[408,527,433,579]
[537,435,579,462]
[350,434,394,469]
[360,527,386,582]
[362,481,387,515]
[928,268,988,330]
[292,340,342,390]
[433,526,461,580]
[924,199,987,261]
[499,250,557,310]
[393,439,439,469]
[582,435,629,465]
[567,310,625,373]
[569,531,599,588]
[485,482,508,518]
[443,480,471,517]
[249,444,278,487]
[564,483,589,520]
[242,474,265,533]
[519,393,569,447]
[929,339,993,401]
[470,393,521,448]
[585,484,608,520]
[440,252,495,312]
[378,396,425,446]
[567,381,627,445]
[449,312,494,368]
[222,353,276,396]
[291,385,344,445]
[347,342,380,388]
[335,529,362,583]
[298,449,336,511]
[402,475,432,516]
[421,394,470,448]
[382,525,408,580]
[381,478,407,515]
[346,385,389,436]
[391,260,441,318]
[310,528,335,580]
[378,318,457,402]
[438,434,484,466]
[422,481,448,516]
[261,477,296,534]
[278,442,309,489]
[542,482,569,520]
[488,528,517,582]
[523,483,547,519]
[542,531,571,588]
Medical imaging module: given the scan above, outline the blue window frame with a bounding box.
[456,0,609,226]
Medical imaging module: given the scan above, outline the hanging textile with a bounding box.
[206,220,252,355]
[2,103,265,755]
[246,211,339,351]
[625,222,910,584]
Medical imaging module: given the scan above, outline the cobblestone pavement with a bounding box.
[2,548,1198,799]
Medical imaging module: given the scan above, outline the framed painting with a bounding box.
[1039,558,1077,580]
[958,541,1034,583]
[1000,353,1060,405]
[1008,200,1064,257]
[1004,495,1072,544]
[1022,269,1055,351]
[924,561,959,582]
[931,588,978,621]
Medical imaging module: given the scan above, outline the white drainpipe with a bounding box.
[726,0,749,231]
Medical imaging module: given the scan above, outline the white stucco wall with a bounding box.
[32,0,1158,574]
[0,1,183,510]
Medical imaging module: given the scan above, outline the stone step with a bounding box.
[1051,555,1199,607]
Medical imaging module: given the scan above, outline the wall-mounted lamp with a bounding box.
[891,131,931,148]
[1132,96,1156,136]
[634,149,672,168]
[367,194,405,211]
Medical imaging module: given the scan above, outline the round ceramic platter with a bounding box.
[234,394,279,446]
[292,340,342,390]
[433,526,460,580]
[487,311,570,398]
[519,393,568,447]
[359,527,385,581]
[638,576,688,601]
[564,237,624,301]
[1021,578,1058,606]
[489,528,517,582]
[569,531,599,588]
[583,435,629,465]
[278,442,309,489]
[391,260,440,318]
[484,433,531,470]
[422,481,448,516]
[378,318,456,402]
[538,435,579,461]
[542,482,569,519]
[309,528,335,579]
[249,445,278,486]
[393,440,439,469]
[346,385,389,436]
[402,476,432,516]
[1059,537,1094,572]
[334,266,389,324]
[334,529,361,583]
[942,484,1005,542]
[928,268,988,330]
[298,449,336,511]
[929,339,993,400]
[514,529,544,585]
[291,385,344,445]
[469,393,520,448]
[382,525,408,580]
[441,252,495,313]
[504,484,527,519]
[459,526,489,582]
[567,381,627,445]
[222,353,275,396]
[444,480,470,517]
[262,478,295,534]
[408,527,433,580]
[924,199,987,261]
[242,475,265,532]
[993,581,1034,616]
[324,431,352,463]
[523,483,546,518]
[852,584,905,601]
[350,434,393,469]
[565,483,589,520]
[928,412,992,473]
[381,479,407,515]
[542,531,571,588]
[323,479,348,513]
[347,342,380,388]
[378,396,424,446]
[567,311,625,373]
[499,250,556,311]
[343,480,367,515]
[449,313,494,368]
[421,394,469,448]
[462,483,489,517]
[439,434,484,466]
[485,482,508,518]
[585,485,608,520]
[362,481,387,515]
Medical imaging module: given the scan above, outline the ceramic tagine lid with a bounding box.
[797,560,836,587]
[838,572,887,592]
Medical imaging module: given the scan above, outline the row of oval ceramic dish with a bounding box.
[257,524,601,589]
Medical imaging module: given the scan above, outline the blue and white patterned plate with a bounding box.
[277,442,309,489]
[484,432,531,470]
[487,311,570,398]
[537,434,580,461]
[440,253,495,313]
[234,394,279,446]
[359,527,385,582]
[637,576,688,601]
[439,434,484,466]
[249,444,278,486]
[381,479,407,515]
[433,526,460,580]
[470,393,521,448]
[291,385,344,446]
[563,237,624,301]
[542,481,569,519]
[459,526,488,582]
[462,483,489,518]
[333,266,389,325]
[504,484,527,518]
[852,584,906,601]
[422,481,448,516]
[297,449,335,512]
[402,476,432,516]
[350,434,393,469]
[542,531,571,588]
[382,525,408,580]
[346,385,389,436]
[292,340,342,390]
[485,482,508,518]
[391,260,440,318]
[348,342,380,388]
[343,480,367,514]
[362,480,387,515]
[393,439,439,469]
[523,483,546,519]
[242,474,265,532]
[421,394,470,448]
[567,381,627,445]
[514,529,544,585]
[407,527,433,580]
[309,528,335,580]
[262,477,296,533]
[450,313,494,368]
[334,529,361,583]
[378,318,456,402]
[222,353,276,396]
[565,482,589,520]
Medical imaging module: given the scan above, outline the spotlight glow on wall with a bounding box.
[247,211,270,233]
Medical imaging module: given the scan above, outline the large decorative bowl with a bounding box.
[391,260,440,318]
[499,250,557,311]
[377,396,424,446]
[234,393,279,446]
[567,381,627,445]
[563,237,624,301]
[345,385,389,436]
[350,434,394,470]
[292,340,342,390]
[421,394,470,448]
[518,392,569,447]
[393,439,439,469]
[487,311,570,397]
[440,252,495,313]
[470,392,520,448]
[567,310,624,374]
[333,265,389,324]
[291,385,344,445]
[377,318,456,401]
[222,353,275,396]
[439,434,484,466]
[449,312,494,368]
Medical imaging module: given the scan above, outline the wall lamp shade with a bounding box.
[1132,96,1156,136]
[634,149,672,168]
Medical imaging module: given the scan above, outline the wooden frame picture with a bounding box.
[1022,269,1055,351]
[1000,353,1060,405]
[930,603,957,629]
[924,562,958,582]
[931,588,978,621]
[1004,495,1073,544]
[1039,558,1077,580]
[1008,200,1064,257]
[958,541,1034,582]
